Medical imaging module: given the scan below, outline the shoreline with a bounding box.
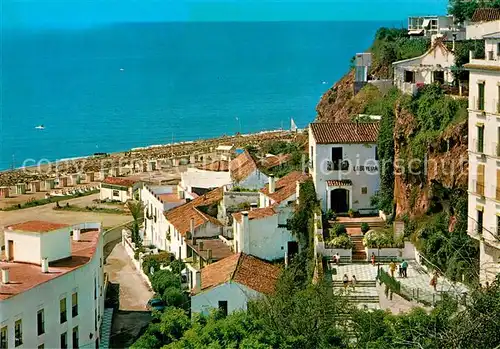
[0,128,304,186]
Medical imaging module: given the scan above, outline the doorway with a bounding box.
[7,240,14,261]
[330,189,349,213]
[287,241,299,261]
[433,71,444,84]
[404,70,415,83]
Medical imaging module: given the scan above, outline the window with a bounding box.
[310,146,314,168]
[477,125,484,153]
[331,147,343,171]
[14,319,22,347]
[61,332,67,349]
[478,82,485,110]
[497,169,500,200]
[1,326,7,349]
[489,50,494,60]
[112,189,119,197]
[433,71,444,84]
[375,146,378,161]
[404,70,415,83]
[477,164,485,196]
[218,301,228,317]
[37,309,45,335]
[361,187,368,195]
[94,309,97,332]
[497,215,500,238]
[477,209,484,235]
[72,327,79,349]
[60,298,67,324]
[72,292,78,317]
[94,278,97,300]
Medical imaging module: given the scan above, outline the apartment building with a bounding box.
[0,221,105,349]
[465,30,500,284]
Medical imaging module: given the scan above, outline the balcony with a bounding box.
[469,223,483,240]
[471,138,485,155]
[326,160,349,172]
[469,96,486,113]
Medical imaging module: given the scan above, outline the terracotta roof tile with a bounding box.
[194,253,280,295]
[471,8,500,22]
[233,207,277,223]
[0,229,100,300]
[326,179,353,187]
[165,187,223,234]
[310,122,379,144]
[186,239,234,262]
[260,154,292,170]
[7,221,69,233]
[260,171,310,204]
[197,160,229,172]
[158,193,184,204]
[230,150,259,182]
[102,177,136,187]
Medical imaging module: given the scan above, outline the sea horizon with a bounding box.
[0,20,399,170]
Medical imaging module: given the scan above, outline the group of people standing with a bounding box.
[389,259,408,278]
[342,274,357,291]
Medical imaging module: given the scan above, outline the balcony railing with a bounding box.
[472,180,485,196]
[326,160,349,171]
[469,96,486,112]
[471,138,485,154]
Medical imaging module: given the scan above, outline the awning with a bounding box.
[422,19,431,28]
[408,29,424,35]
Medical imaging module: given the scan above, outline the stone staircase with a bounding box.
[332,280,379,304]
[351,236,366,262]
[331,217,386,230]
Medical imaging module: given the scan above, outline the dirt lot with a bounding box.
[0,193,131,248]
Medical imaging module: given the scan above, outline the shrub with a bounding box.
[169,259,186,275]
[329,224,347,238]
[328,235,354,249]
[325,209,336,221]
[142,252,174,275]
[151,270,181,296]
[361,223,370,234]
[162,287,188,308]
[363,229,402,248]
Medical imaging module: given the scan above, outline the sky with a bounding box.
[1,0,449,29]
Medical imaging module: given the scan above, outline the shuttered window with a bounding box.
[477,164,485,196]
[497,170,500,201]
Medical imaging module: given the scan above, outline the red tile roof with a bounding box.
[186,238,234,262]
[158,193,184,204]
[197,160,229,172]
[326,179,353,187]
[0,229,100,300]
[165,187,223,235]
[310,122,379,144]
[260,154,292,170]
[233,207,277,223]
[193,253,281,295]
[102,177,136,187]
[260,171,310,204]
[7,221,69,233]
[471,8,500,22]
[230,150,259,182]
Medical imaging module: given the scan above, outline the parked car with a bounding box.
[147,298,166,312]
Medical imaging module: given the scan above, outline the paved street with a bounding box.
[104,243,153,311]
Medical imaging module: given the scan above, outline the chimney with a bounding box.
[73,228,81,241]
[207,249,212,263]
[41,258,49,273]
[1,268,9,284]
[250,203,258,211]
[241,211,250,253]
[194,270,201,293]
[190,218,196,245]
[269,175,276,194]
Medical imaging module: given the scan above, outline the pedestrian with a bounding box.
[401,259,408,278]
[389,260,397,278]
[332,254,337,265]
[335,252,340,266]
[430,272,438,292]
[371,252,376,266]
[351,275,357,292]
[343,274,349,290]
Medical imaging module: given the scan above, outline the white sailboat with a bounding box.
[35,125,45,130]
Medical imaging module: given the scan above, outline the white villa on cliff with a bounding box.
[309,122,380,214]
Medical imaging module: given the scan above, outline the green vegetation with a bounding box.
[449,0,500,23]
[329,223,347,238]
[260,140,307,177]
[328,235,354,249]
[142,252,175,275]
[288,179,320,250]
[53,203,126,214]
[1,189,99,211]
[360,222,370,234]
[363,229,403,248]
[127,200,144,246]
[150,269,189,309]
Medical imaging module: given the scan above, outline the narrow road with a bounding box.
[104,243,153,310]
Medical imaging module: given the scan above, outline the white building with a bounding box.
[309,122,380,214]
[407,15,465,39]
[229,150,269,189]
[0,220,104,349]
[141,185,186,248]
[190,253,280,316]
[393,40,455,95]
[467,8,500,40]
[231,171,308,261]
[465,28,500,284]
[99,177,139,202]
[164,188,225,259]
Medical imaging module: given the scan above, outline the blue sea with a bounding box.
[0,21,399,170]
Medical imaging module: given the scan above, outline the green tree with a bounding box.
[162,287,188,308]
[150,270,181,296]
[127,200,144,245]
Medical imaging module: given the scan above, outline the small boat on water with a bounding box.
[35,125,45,130]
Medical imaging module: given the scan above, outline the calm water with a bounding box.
[0,21,397,169]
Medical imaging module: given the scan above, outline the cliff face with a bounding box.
[316,73,468,218]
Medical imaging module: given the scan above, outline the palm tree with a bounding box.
[127,200,144,246]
